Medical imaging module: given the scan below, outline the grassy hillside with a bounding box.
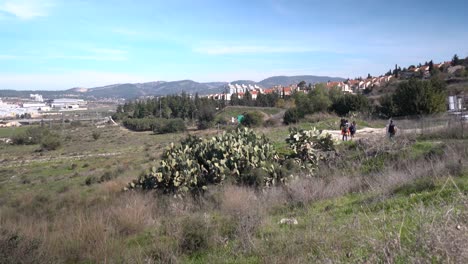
[0,118,467,263]
[215,106,282,121]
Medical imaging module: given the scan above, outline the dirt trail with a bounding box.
[322,127,386,141]
[0,152,122,168]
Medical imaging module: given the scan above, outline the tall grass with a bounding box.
[0,133,467,263]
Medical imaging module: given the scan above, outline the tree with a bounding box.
[297,81,307,90]
[452,54,460,66]
[331,94,370,116]
[378,94,397,117]
[283,108,302,124]
[392,79,446,116]
[428,60,434,72]
[241,111,264,127]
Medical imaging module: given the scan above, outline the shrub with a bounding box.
[40,134,61,151]
[241,111,264,127]
[12,126,51,145]
[153,118,186,134]
[283,108,302,124]
[92,131,101,140]
[70,120,82,127]
[331,94,370,116]
[180,215,211,254]
[391,78,446,116]
[122,118,159,131]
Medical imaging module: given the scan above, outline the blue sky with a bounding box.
[0,0,467,90]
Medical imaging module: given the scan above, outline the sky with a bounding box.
[0,0,467,90]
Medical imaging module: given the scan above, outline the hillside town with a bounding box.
[202,60,462,102]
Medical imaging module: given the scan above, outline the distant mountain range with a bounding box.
[0,75,345,100]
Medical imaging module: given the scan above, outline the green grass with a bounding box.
[216,106,282,121]
[0,126,29,137]
[1,119,467,263]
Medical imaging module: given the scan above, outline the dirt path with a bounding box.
[322,127,387,141]
[0,152,123,168]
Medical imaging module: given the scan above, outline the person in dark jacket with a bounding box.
[388,120,397,140]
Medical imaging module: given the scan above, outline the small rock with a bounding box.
[456,224,461,230]
[279,218,298,225]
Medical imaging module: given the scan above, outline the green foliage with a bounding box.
[283,108,302,125]
[389,78,447,116]
[197,103,216,129]
[40,133,61,151]
[331,94,370,116]
[180,215,211,254]
[117,93,222,121]
[122,118,186,133]
[122,117,160,131]
[451,54,460,66]
[12,126,49,145]
[131,128,283,193]
[11,127,61,151]
[283,86,370,122]
[153,118,186,134]
[285,127,334,172]
[378,94,397,118]
[92,131,101,140]
[241,111,264,127]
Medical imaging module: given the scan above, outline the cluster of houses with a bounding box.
[400,61,452,79]
[0,95,87,119]
[204,75,395,101]
[203,60,464,102]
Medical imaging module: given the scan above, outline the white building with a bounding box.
[224,83,262,100]
[51,98,87,109]
[30,94,44,102]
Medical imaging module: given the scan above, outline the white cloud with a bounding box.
[0,71,156,90]
[0,0,54,20]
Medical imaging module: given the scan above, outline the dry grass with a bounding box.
[0,125,467,263]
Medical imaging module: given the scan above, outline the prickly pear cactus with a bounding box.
[129,128,282,193]
[285,127,334,172]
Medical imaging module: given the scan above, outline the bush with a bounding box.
[283,108,302,125]
[180,215,211,254]
[12,126,50,145]
[390,78,446,116]
[331,94,370,116]
[122,117,160,131]
[70,120,82,127]
[40,134,61,151]
[92,131,101,140]
[153,118,186,134]
[241,111,264,127]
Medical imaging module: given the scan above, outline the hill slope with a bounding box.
[259,75,345,87]
[0,75,344,100]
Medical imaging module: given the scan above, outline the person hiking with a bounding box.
[388,120,397,140]
[349,121,356,140]
[339,118,346,130]
[341,120,349,141]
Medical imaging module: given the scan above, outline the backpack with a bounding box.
[350,125,355,133]
[342,124,349,133]
[389,124,395,134]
